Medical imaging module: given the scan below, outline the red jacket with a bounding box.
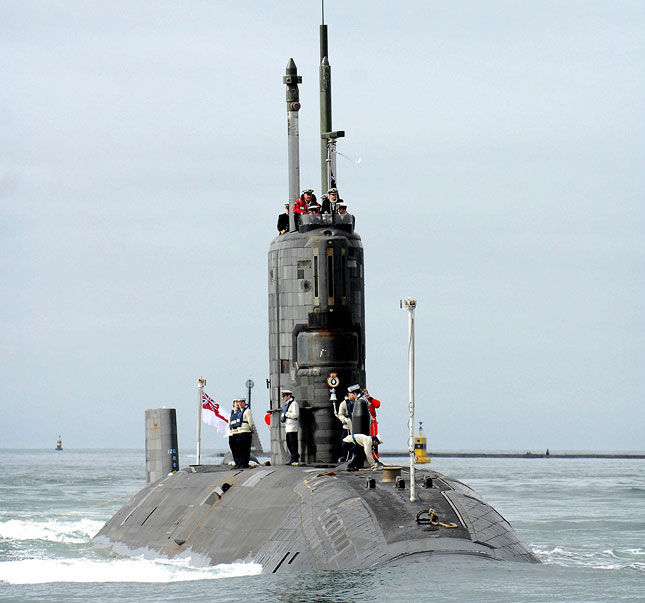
[294,198,308,214]
[368,396,380,436]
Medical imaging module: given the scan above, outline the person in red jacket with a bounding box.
[362,389,381,458]
[294,189,313,215]
[291,189,313,230]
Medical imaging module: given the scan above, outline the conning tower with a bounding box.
[268,215,365,465]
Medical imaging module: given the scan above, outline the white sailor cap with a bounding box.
[347,384,361,393]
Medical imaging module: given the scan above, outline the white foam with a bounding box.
[0,557,262,584]
[533,544,645,571]
[0,519,105,543]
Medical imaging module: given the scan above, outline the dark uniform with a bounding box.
[236,400,255,468]
[277,211,289,234]
[322,188,339,214]
[228,400,243,468]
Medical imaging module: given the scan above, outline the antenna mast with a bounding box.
[319,2,344,195]
[284,58,302,232]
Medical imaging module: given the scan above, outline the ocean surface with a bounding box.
[1,449,643,602]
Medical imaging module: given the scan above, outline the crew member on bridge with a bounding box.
[322,188,339,214]
[277,203,289,234]
[280,389,300,465]
[236,398,255,469]
[295,189,313,214]
[307,201,321,214]
[337,202,355,228]
[292,189,315,230]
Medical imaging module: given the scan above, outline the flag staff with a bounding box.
[196,377,206,466]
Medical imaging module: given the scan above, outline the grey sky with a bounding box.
[1,1,643,451]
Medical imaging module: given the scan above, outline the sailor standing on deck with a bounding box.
[228,399,242,468]
[336,385,358,462]
[236,398,255,469]
[362,389,381,435]
[363,389,381,458]
[280,389,300,465]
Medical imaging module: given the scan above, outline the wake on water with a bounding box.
[0,517,261,585]
[1,516,643,586]
[0,518,103,544]
[0,557,262,585]
[533,543,645,572]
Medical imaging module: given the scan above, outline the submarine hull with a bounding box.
[92,465,539,570]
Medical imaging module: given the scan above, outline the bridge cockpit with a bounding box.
[297,212,355,233]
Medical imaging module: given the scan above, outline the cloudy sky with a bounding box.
[2,1,643,452]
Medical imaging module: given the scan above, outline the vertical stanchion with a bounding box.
[246,378,254,408]
[401,298,417,502]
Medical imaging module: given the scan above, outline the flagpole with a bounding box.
[197,377,205,466]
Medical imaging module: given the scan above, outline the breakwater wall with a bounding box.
[380,451,645,459]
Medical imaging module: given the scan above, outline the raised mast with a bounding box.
[319,7,344,196]
[283,58,302,232]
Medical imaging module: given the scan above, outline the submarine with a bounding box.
[92,20,539,570]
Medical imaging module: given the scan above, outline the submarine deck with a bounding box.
[93,463,538,572]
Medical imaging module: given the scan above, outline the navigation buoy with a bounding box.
[414,422,430,464]
[55,436,63,451]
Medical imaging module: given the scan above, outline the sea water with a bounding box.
[1,449,643,602]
